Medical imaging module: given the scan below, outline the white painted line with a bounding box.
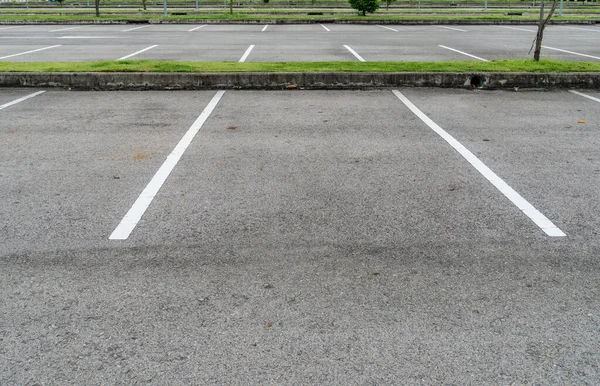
[123,25,150,32]
[109,90,226,240]
[498,26,535,32]
[59,36,123,39]
[0,36,54,39]
[0,45,61,60]
[50,26,87,32]
[344,45,366,62]
[377,25,399,32]
[438,45,488,62]
[0,26,20,30]
[0,91,45,111]
[261,25,269,32]
[542,46,600,60]
[188,25,207,32]
[560,26,600,33]
[239,44,255,62]
[321,24,331,32]
[569,90,600,104]
[392,90,565,237]
[117,44,158,60]
[437,26,467,32]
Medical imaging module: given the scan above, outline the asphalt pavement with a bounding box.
[0,24,599,62]
[1,87,600,384]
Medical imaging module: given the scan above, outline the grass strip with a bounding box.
[1,8,600,14]
[1,60,599,73]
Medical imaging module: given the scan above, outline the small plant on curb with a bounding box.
[348,0,380,16]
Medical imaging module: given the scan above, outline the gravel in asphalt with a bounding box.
[0,88,599,384]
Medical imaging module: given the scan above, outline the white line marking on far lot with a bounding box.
[261,25,269,32]
[344,45,366,62]
[560,26,600,33]
[377,25,399,32]
[392,90,566,237]
[438,45,488,62]
[188,25,207,32]
[569,90,600,104]
[50,26,87,32]
[123,25,150,32]
[321,24,331,32]
[239,44,255,62]
[498,26,535,32]
[542,46,600,60]
[437,26,467,32]
[117,44,158,60]
[59,36,122,39]
[109,90,226,240]
[0,26,20,30]
[0,91,45,111]
[0,45,61,60]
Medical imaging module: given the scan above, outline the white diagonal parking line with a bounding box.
[498,26,535,33]
[109,90,226,240]
[437,26,467,32]
[377,25,398,32]
[542,46,600,60]
[321,24,331,32]
[50,26,87,32]
[392,90,566,237]
[123,25,150,32]
[569,90,600,104]
[239,45,255,62]
[560,26,600,33]
[261,25,269,32]
[344,45,366,62]
[188,25,207,32]
[0,45,61,60]
[117,44,158,60]
[438,45,488,62]
[0,91,45,111]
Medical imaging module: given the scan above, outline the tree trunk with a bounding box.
[95,0,100,16]
[533,0,545,60]
[532,0,558,61]
[142,0,147,10]
[362,9,366,15]
[229,0,233,14]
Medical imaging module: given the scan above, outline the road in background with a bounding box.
[0,24,599,62]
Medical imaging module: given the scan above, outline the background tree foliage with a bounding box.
[348,0,380,16]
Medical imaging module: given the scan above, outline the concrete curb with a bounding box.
[1,72,599,90]
[0,19,598,25]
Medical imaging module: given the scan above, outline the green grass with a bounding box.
[2,7,599,14]
[1,59,599,73]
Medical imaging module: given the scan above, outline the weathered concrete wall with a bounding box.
[0,71,599,90]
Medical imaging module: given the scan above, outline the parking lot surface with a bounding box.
[0,24,599,62]
[1,87,600,383]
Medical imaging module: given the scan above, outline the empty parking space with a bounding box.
[0,89,218,254]
[132,90,548,246]
[401,88,600,238]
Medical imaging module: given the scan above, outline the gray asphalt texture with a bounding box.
[1,87,600,384]
[0,24,599,62]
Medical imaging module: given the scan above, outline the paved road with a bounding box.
[1,87,600,383]
[0,24,599,62]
